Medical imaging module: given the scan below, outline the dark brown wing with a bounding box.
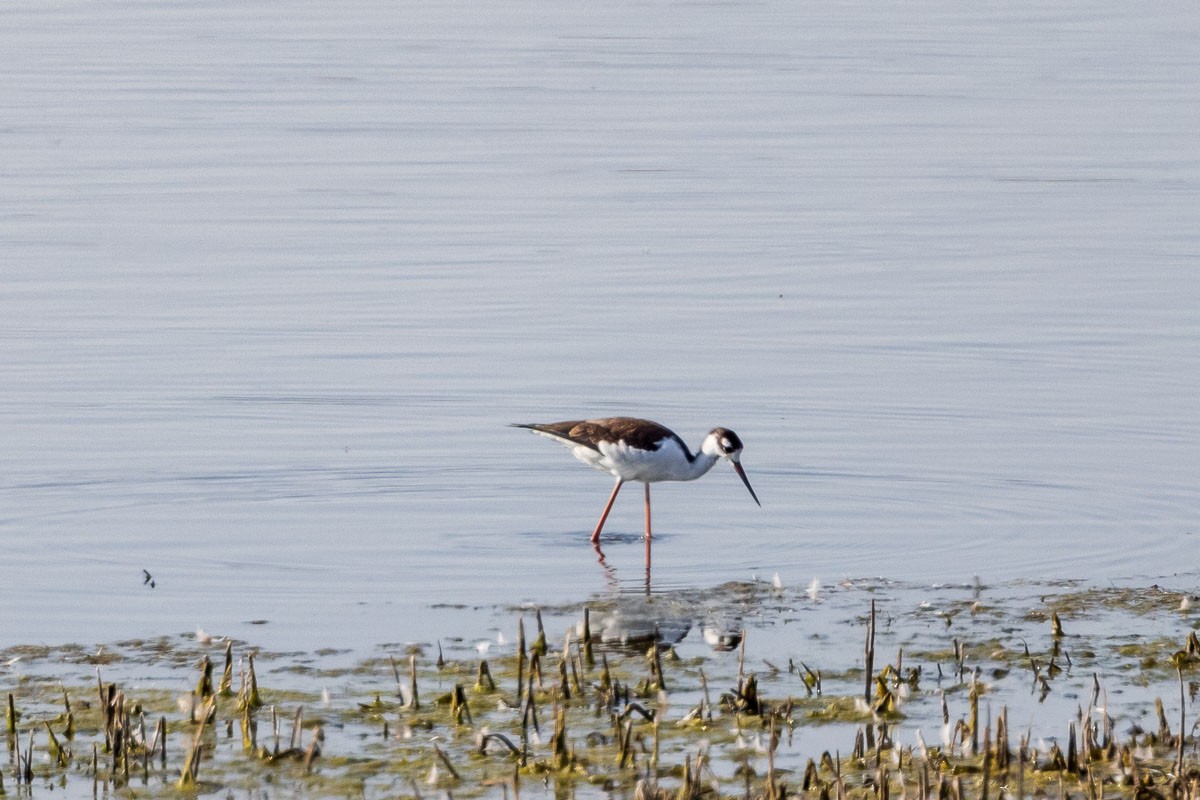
[513,417,686,455]
[583,417,681,451]
[511,419,587,445]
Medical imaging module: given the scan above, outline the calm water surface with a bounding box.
[2,2,1198,651]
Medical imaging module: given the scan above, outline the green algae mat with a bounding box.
[4,577,1200,799]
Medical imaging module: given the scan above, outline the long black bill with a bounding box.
[732,462,761,507]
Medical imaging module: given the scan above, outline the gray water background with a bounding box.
[2,1,1198,650]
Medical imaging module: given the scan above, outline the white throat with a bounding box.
[682,450,721,482]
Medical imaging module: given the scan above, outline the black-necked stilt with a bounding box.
[512,417,760,544]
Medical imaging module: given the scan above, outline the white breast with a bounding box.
[572,437,695,483]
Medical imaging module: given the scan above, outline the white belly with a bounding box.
[571,438,698,483]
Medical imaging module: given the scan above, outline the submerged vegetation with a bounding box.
[2,578,1200,799]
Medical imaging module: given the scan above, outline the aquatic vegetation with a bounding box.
[2,579,1199,799]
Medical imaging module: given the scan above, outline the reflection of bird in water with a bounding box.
[585,605,692,650]
[701,621,743,652]
[512,417,760,543]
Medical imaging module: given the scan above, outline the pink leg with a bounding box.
[643,483,652,540]
[590,479,623,544]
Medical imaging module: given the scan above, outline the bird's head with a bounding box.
[703,427,761,507]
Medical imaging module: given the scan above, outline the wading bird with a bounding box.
[513,417,760,543]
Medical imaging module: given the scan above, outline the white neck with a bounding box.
[681,450,721,482]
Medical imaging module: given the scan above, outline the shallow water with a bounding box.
[3,577,1196,800]
[2,1,1199,652]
